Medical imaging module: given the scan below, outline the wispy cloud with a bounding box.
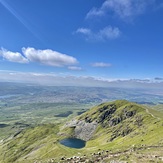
[76,26,121,41]
[0,47,78,67]
[91,62,112,67]
[76,28,91,35]
[0,48,28,63]
[156,2,163,10]
[68,66,82,71]
[86,0,155,20]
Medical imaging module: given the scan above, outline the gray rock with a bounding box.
[65,120,98,141]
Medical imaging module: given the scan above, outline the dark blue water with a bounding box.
[60,138,86,149]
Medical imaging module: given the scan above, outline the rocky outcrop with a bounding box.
[65,120,98,141]
[74,120,98,141]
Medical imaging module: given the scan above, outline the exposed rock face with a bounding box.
[65,120,98,141]
[74,120,98,141]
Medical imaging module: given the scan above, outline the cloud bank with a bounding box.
[0,47,78,67]
[0,71,163,90]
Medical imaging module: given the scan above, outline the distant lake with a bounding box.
[60,138,86,149]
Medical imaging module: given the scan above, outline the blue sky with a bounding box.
[0,0,163,85]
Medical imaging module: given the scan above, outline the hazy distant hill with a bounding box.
[1,82,163,104]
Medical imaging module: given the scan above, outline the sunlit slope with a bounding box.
[0,100,163,163]
[78,100,163,149]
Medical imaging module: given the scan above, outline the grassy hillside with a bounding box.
[79,100,163,148]
[0,100,163,163]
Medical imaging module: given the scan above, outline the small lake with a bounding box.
[60,138,86,149]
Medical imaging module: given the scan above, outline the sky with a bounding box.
[0,0,163,86]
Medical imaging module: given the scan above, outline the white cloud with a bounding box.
[76,26,121,41]
[68,66,82,71]
[22,47,78,67]
[98,26,121,40]
[0,48,28,63]
[86,0,155,20]
[86,7,105,18]
[91,62,112,67]
[0,47,78,67]
[76,28,91,35]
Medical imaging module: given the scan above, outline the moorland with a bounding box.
[0,82,163,163]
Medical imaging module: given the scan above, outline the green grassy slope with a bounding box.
[81,100,163,149]
[0,100,163,163]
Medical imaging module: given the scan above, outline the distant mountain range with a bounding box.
[0,71,163,89]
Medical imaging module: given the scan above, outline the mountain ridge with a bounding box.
[63,100,159,141]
